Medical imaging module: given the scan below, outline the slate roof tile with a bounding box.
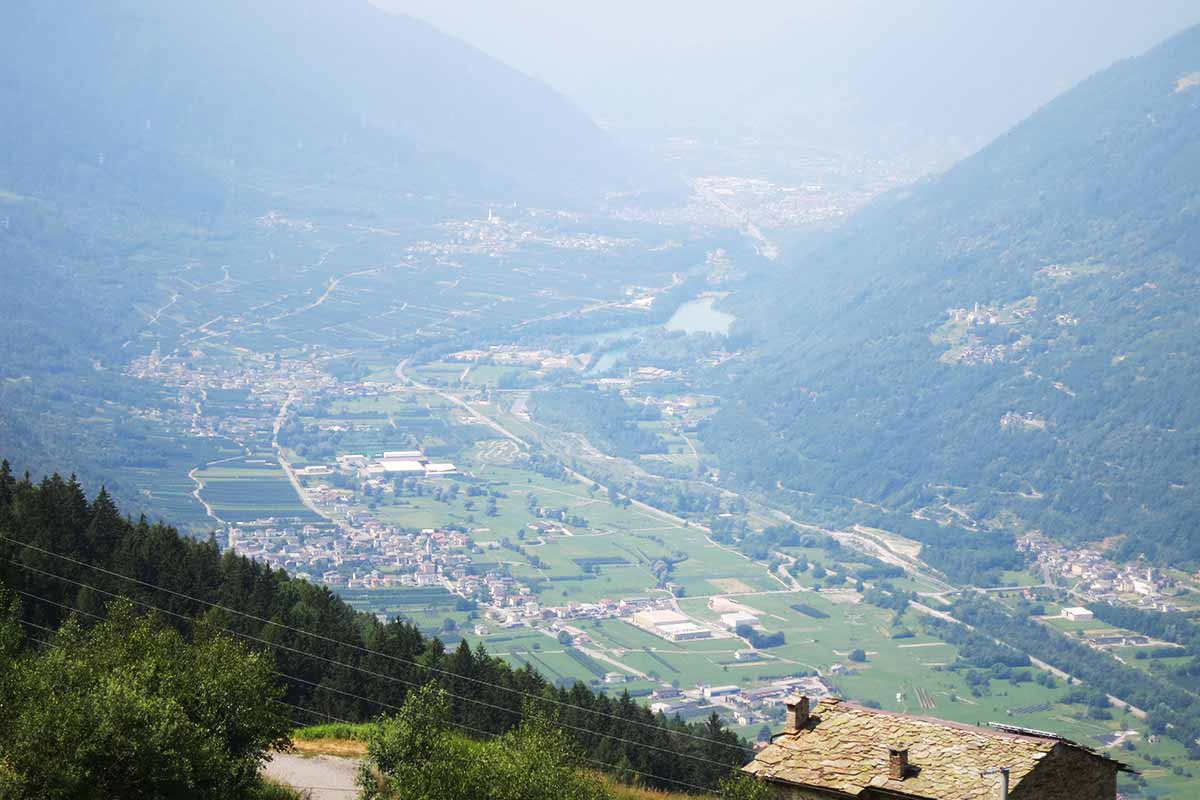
[743,697,1123,799]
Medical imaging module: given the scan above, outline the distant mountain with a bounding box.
[380,0,1199,170]
[705,25,1200,565]
[0,0,631,209]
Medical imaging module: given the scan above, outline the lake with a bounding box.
[585,296,736,375]
[664,296,736,335]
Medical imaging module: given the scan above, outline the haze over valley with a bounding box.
[2,3,1200,798]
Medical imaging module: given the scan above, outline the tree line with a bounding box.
[948,596,1200,757]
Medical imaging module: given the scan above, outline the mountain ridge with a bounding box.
[704,23,1200,564]
[0,0,633,209]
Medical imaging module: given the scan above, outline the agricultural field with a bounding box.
[135,208,702,360]
[463,364,526,387]
[194,455,320,523]
[408,361,472,386]
[117,433,242,530]
[340,586,476,639]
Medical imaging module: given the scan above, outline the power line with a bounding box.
[5,564,738,791]
[271,669,721,794]
[12,574,734,784]
[15,617,56,635]
[270,699,357,734]
[15,615,302,735]
[271,698,351,725]
[11,560,721,768]
[12,618,720,796]
[12,624,352,794]
[12,587,105,620]
[0,534,747,753]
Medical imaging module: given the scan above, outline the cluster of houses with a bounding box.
[946,339,1014,366]
[946,303,1004,327]
[1021,533,1184,609]
[128,346,411,444]
[648,675,832,728]
[407,210,635,261]
[226,522,475,590]
[446,345,590,372]
[999,411,1047,430]
[491,596,662,630]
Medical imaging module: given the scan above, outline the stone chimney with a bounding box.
[984,767,1010,799]
[887,744,909,780]
[784,695,810,732]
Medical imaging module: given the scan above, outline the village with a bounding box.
[222,507,838,732]
[1019,532,1196,613]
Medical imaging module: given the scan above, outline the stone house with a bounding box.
[743,696,1129,799]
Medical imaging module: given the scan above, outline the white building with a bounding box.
[633,609,712,641]
[633,609,690,629]
[721,612,760,630]
[1062,607,1094,622]
[658,622,713,642]
[380,459,426,474]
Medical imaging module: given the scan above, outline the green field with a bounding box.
[120,435,241,529]
[194,456,320,522]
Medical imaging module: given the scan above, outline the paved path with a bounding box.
[263,752,359,799]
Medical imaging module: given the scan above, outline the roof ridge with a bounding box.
[822,699,1060,745]
[816,698,1132,771]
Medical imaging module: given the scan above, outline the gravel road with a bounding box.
[263,752,359,799]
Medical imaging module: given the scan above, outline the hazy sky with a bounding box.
[372,1,1200,160]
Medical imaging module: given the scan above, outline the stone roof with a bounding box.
[744,697,1124,799]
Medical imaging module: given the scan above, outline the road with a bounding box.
[397,361,674,521]
[263,752,358,799]
[268,265,379,324]
[909,602,1147,719]
[395,359,527,445]
[273,390,346,530]
[395,359,795,590]
[187,453,247,525]
[394,359,825,598]
[145,291,180,326]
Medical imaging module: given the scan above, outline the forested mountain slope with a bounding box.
[705,25,1200,564]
